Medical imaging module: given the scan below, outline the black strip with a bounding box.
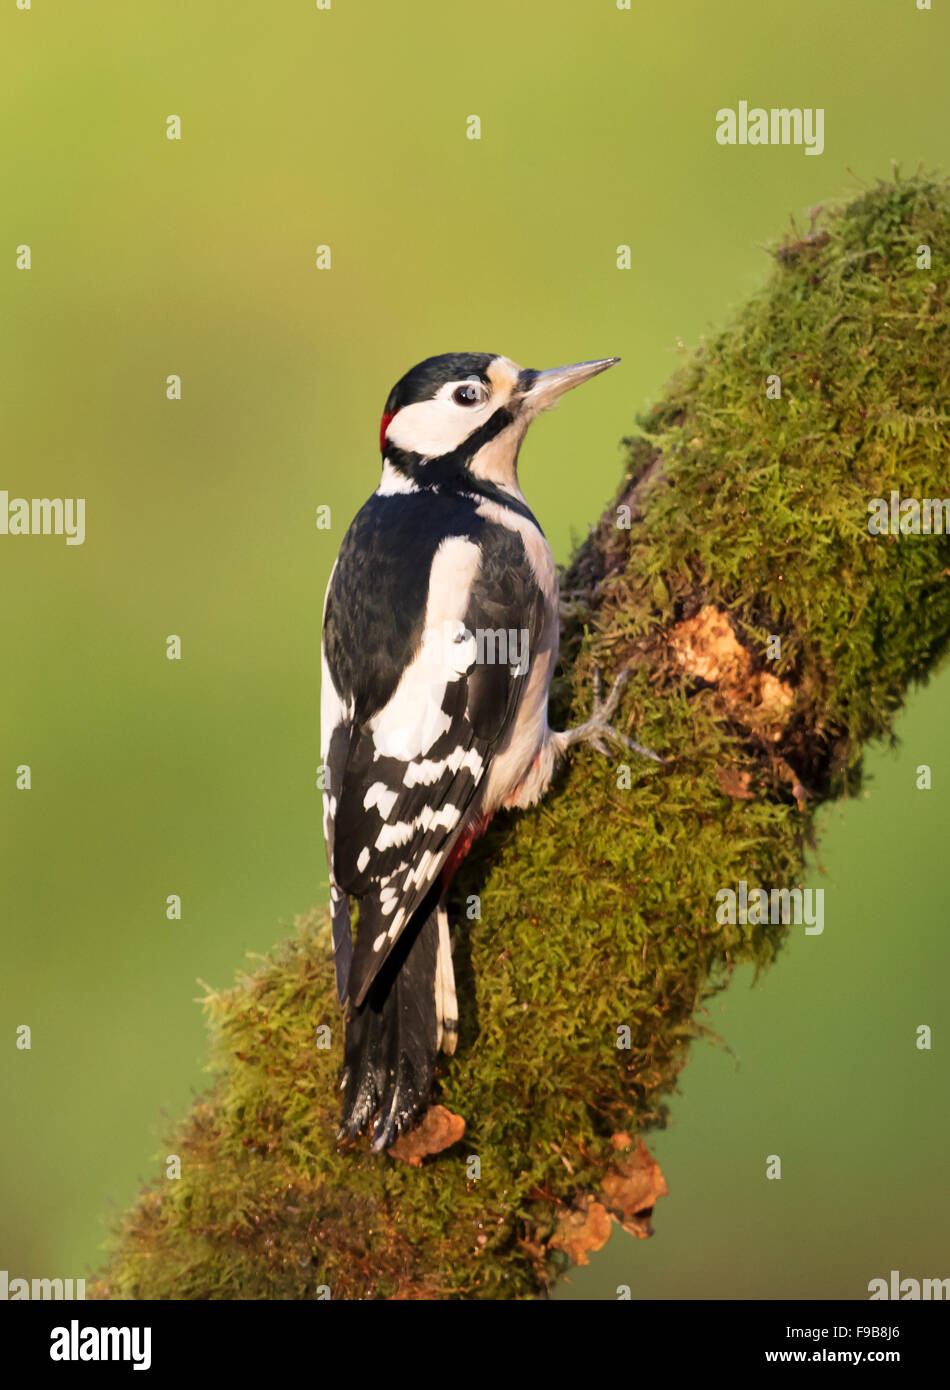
[384,407,542,528]
[385,404,515,483]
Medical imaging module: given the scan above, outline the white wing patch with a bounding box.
[368,535,482,763]
[403,746,483,787]
[374,802,461,851]
[364,781,399,817]
[410,848,437,887]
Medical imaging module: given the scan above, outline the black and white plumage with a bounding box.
[320,350,626,1150]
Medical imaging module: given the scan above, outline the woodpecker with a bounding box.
[321,351,658,1151]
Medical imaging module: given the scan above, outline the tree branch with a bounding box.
[93,173,950,1300]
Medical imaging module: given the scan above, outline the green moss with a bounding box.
[93,173,950,1300]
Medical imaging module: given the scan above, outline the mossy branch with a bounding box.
[93,174,950,1300]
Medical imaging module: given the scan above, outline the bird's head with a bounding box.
[378,351,619,498]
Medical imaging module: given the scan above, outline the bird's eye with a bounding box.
[452,382,485,407]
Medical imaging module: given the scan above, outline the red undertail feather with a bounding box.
[441,812,495,887]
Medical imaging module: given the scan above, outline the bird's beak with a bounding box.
[519,357,620,415]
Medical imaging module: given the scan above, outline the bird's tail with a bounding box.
[339,892,457,1150]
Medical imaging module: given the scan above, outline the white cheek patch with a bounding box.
[386,391,491,458]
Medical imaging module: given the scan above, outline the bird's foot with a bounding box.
[560,666,668,764]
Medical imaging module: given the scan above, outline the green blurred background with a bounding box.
[1,0,947,1297]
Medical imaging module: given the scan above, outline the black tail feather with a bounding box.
[339,896,439,1150]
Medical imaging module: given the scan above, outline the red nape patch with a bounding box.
[379,411,396,453]
[441,812,495,887]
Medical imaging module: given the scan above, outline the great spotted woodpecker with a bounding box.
[321,351,658,1150]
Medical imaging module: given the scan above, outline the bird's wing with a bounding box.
[320,557,357,1001]
[321,498,547,1008]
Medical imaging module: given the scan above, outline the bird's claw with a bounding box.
[564,664,668,765]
